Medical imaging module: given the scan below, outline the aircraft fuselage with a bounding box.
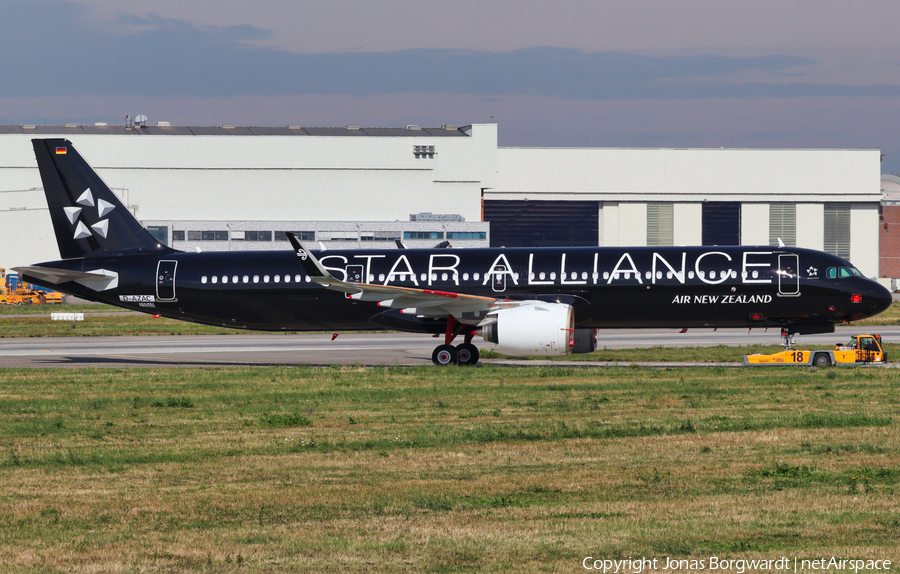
[26,244,891,334]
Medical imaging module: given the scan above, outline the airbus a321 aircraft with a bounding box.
[16,139,892,365]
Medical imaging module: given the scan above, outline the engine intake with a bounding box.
[482,302,574,357]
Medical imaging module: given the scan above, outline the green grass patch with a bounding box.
[151,396,195,408]
[259,412,313,427]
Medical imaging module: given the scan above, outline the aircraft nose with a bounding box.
[864,280,893,317]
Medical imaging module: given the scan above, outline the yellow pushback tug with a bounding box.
[744,334,886,367]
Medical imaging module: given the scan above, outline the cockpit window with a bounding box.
[827,266,860,279]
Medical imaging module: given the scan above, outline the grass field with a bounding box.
[0,365,897,572]
[0,313,261,337]
[0,304,122,316]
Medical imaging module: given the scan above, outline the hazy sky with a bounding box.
[4,0,900,171]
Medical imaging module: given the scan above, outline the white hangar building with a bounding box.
[0,122,883,277]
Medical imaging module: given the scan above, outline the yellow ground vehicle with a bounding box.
[0,267,64,305]
[744,334,886,367]
[0,267,8,304]
[41,291,63,304]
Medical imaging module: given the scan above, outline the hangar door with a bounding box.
[484,200,599,248]
[702,202,741,246]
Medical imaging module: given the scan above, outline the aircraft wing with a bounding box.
[286,233,497,322]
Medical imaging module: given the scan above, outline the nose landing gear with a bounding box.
[431,315,480,366]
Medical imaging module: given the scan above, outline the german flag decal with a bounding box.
[55,147,67,154]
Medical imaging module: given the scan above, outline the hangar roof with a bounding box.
[882,174,900,204]
[0,124,467,137]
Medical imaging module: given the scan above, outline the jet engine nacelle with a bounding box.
[572,328,599,354]
[482,302,574,357]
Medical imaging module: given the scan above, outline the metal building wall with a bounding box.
[0,129,882,277]
[493,147,880,202]
[491,147,882,276]
[0,124,497,267]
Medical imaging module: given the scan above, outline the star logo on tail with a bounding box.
[68,188,115,240]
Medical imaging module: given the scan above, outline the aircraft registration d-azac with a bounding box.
[16,139,893,365]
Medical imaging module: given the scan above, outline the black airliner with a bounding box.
[16,139,893,365]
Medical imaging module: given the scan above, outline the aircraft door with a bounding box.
[777,254,800,296]
[492,265,507,293]
[346,265,364,284]
[156,260,177,301]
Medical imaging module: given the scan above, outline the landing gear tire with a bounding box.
[432,344,458,366]
[456,343,480,366]
[814,353,832,367]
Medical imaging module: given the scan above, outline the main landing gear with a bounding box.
[432,316,480,366]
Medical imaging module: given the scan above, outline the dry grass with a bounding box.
[0,365,897,572]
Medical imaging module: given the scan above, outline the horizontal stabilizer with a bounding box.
[15,265,119,291]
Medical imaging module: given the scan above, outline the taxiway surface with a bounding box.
[0,326,896,368]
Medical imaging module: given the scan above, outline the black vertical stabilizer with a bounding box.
[32,138,172,259]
